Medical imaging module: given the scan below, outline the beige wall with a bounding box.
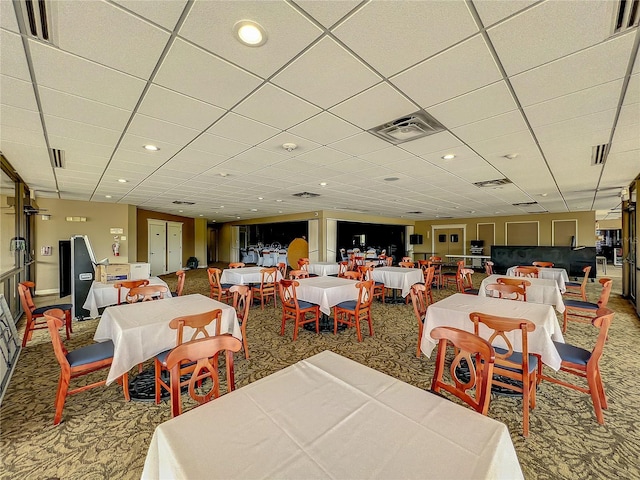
[34,198,131,293]
[596,219,622,230]
[136,209,195,265]
[194,218,207,267]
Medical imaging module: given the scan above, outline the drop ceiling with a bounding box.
[1,0,639,223]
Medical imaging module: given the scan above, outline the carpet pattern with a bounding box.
[1,267,639,479]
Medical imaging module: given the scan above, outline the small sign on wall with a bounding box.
[41,246,52,256]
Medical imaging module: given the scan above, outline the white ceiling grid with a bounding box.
[0,0,638,222]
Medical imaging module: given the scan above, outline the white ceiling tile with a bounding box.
[333,1,478,76]
[29,41,146,109]
[111,0,188,30]
[287,112,362,145]
[206,112,279,145]
[295,1,361,28]
[0,30,31,81]
[510,32,636,106]
[155,39,263,109]
[391,35,502,108]
[234,83,321,129]
[328,132,388,156]
[617,103,640,128]
[128,114,200,146]
[1,104,43,133]
[1,126,47,148]
[428,81,518,129]
[47,135,113,159]
[473,0,538,27]
[468,129,539,159]
[188,133,250,158]
[291,146,350,166]
[623,73,640,105]
[272,37,379,109]
[0,75,38,111]
[180,0,322,78]
[329,83,417,130]
[0,1,19,32]
[359,146,415,166]
[44,115,120,148]
[452,110,528,144]
[164,148,227,170]
[533,109,616,145]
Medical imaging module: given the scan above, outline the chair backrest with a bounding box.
[338,261,349,277]
[165,335,242,417]
[597,278,613,307]
[430,326,495,415]
[589,307,614,367]
[278,279,300,310]
[260,267,278,286]
[514,266,539,278]
[417,260,430,271]
[277,262,287,279]
[429,256,442,262]
[169,308,222,343]
[458,268,475,293]
[174,270,186,296]
[229,285,251,327]
[484,261,494,275]
[410,283,428,324]
[384,256,393,266]
[357,265,374,281]
[485,283,525,301]
[43,308,71,371]
[355,280,374,311]
[17,282,36,320]
[289,269,309,279]
[423,266,435,287]
[228,262,245,269]
[496,277,531,289]
[207,267,222,297]
[126,285,168,303]
[398,261,414,268]
[402,256,412,263]
[580,266,592,286]
[113,279,150,304]
[532,261,554,268]
[297,258,310,271]
[342,270,362,281]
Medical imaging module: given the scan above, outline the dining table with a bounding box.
[141,350,523,480]
[306,262,340,277]
[479,274,566,313]
[506,266,568,292]
[371,266,423,299]
[295,276,359,316]
[82,276,170,318]
[219,266,283,286]
[420,293,564,370]
[93,294,241,384]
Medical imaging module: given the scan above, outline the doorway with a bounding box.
[167,222,183,273]
[432,225,466,259]
[148,220,166,276]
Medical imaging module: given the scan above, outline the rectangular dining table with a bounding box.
[294,276,359,315]
[307,262,340,277]
[479,274,566,313]
[420,293,564,370]
[219,266,282,285]
[371,266,423,298]
[82,276,171,318]
[506,266,568,292]
[93,294,241,384]
[141,350,523,480]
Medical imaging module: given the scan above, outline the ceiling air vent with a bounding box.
[473,178,512,188]
[369,110,446,145]
[172,200,195,205]
[20,0,57,44]
[591,144,609,165]
[292,192,320,198]
[513,201,548,213]
[51,148,64,168]
[613,0,640,34]
[407,211,423,214]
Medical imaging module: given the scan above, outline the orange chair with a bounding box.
[334,280,374,342]
[470,311,538,436]
[277,262,287,280]
[113,279,150,305]
[251,267,278,309]
[422,266,435,304]
[384,256,393,266]
[458,268,478,295]
[289,269,309,280]
[43,309,129,425]
[165,335,242,417]
[539,308,614,424]
[484,261,494,276]
[398,261,415,268]
[485,283,526,301]
[17,281,72,347]
[125,285,168,303]
[172,270,186,297]
[229,285,252,359]
[496,277,531,301]
[154,309,222,405]
[514,266,539,278]
[358,265,385,303]
[563,278,612,333]
[564,266,591,301]
[430,326,495,415]
[410,283,428,357]
[533,261,554,268]
[442,260,464,289]
[401,256,413,263]
[278,279,319,340]
[341,270,362,281]
[337,261,349,277]
[207,267,233,303]
[228,262,245,269]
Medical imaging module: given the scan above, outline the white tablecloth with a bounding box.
[295,276,359,315]
[219,267,282,285]
[94,294,240,384]
[307,262,340,277]
[141,350,523,480]
[82,277,170,318]
[479,274,566,313]
[420,293,564,370]
[257,251,287,267]
[506,266,568,292]
[372,267,423,297]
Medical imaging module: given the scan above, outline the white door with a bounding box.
[167,222,183,272]
[230,226,240,263]
[148,221,166,276]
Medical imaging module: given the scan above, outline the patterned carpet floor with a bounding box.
[1,266,639,479]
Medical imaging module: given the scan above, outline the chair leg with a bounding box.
[242,337,249,359]
[367,312,373,337]
[65,309,73,337]
[154,360,163,405]
[280,312,286,336]
[293,315,299,341]
[22,318,34,347]
[562,311,568,333]
[354,315,363,342]
[416,323,423,358]
[522,376,530,437]
[54,374,70,425]
[119,373,130,402]
[595,368,608,409]
[587,370,605,424]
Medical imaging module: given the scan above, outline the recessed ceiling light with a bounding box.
[105,195,112,199]
[503,153,518,159]
[236,216,241,219]
[276,199,282,202]
[220,205,225,208]
[143,144,159,151]
[540,193,548,197]
[257,197,263,200]
[234,20,267,47]
[250,208,258,212]
[278,210,282,213]
[219,173,229,177]
[179,210,183,213]
[199,214,204,217]
[319,182,327,186]
[118,179,127,183]
[442,154,456,160]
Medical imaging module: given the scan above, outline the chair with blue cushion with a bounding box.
[229,285,252,359]
[410,283,428,358]
[563,278,612,333]
[18,281,73,347]
[539,307,614,424]
[458,268,479,295]
[357,265,385,303]
[43,309,129,425]
[278,279,319,340]
[251,267,278,309]
[564,266,591,301]
[334,280,374,342]
[171,270,185,297]
[470,311,538,437]
[207,267,233,303]
[113,279,150,305]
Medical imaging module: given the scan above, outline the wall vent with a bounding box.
[613,0,640,34]
[369,110,446,144]
[292,192,320,198]
[591,144,609,165]
[51,148,64,168]
[20,0,57,44]
[473,178,512,188]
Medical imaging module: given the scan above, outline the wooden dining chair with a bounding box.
[17,281,73,347]
[484,261,494,276]
[125,285,168,303]
[228,262,245,269]
[334,280,374,342]
[532,261,554,268]
[251,267,278,309]
[229,285,252,359]
[206,267,233,303]
[338,261,349,277]
[442,260,464,289]
[289,269,309,279]
[564,266,591,301]
[457,268,479,295]
[563,278,612,333]
[165,335,242,417]
[514,266,539,278]
[422,266,435,304]
[496,277,531,301]
[154,309,223,405]
[539,308,614,424]
[470,311,538,436]
[277,262,288,280]
[358,265,385,303]
[172,270,186,297]
[401,256,413,263]
[113,279,149,305]
[430,326,495,415]
[43,309,129,425]
[341,270,362,281]
[428,259,443,289]
[485,283,526,301]
[278,279,319,340]
[398,261,415,268]
[410,283,428,358]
